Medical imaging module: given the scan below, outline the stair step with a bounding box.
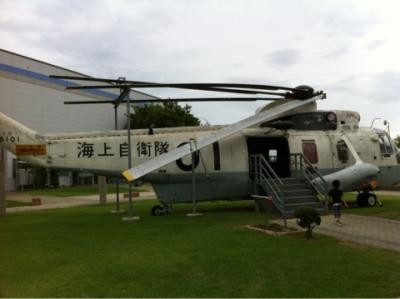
[267,178,304,184]
[283,194,317,200]
[284,201,323,208]
[283,197,319,204]
[280,182,307,186]
[282,189,314,197]
[262,183,308,191]
[282,177,305,183]
[254,175,328,218]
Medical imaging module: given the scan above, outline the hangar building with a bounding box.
[0,48,156,191]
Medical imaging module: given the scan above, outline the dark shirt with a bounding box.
[329,188,343,204]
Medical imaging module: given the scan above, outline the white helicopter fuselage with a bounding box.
[1,109,399,205]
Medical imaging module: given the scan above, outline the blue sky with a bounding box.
[1,0,400,136]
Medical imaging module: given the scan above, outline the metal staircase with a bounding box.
[249,154,328,219]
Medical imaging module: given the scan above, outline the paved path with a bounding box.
[277,214,400,252]
[6,191,156,213]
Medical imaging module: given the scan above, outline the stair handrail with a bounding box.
[250,154,285,211]
[290,153,328,197]
[259,162,285,209]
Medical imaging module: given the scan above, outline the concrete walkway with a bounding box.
[277,214,400,252]
[6,191,156,213]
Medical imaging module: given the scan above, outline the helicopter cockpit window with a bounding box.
[302,141,318,164]
[336,141,349,163]
[264,112,337,131]
[378,133,394,155]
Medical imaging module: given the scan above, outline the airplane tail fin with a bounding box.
[0,111,47,157]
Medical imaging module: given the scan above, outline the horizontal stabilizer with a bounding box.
[122,95,324,182]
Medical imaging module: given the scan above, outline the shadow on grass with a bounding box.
[5,200,32,208]
[169,199,279,216]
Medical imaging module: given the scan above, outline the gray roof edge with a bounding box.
[0,48,159,99]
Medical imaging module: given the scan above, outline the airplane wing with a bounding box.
[122,95,324,182]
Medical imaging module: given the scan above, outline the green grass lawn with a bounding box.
[1,200,400,298]
[20,185,145,197]
[344,193,400,220]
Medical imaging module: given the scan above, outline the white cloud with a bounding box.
[1,0,400,136]
[266,49,302,68]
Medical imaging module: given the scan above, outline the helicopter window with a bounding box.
[294,112,337,130]
[265,112,337,131]
[378,133,394,155]
[302,142,318,164]
[336,141,349,163]
[268,149,278,163]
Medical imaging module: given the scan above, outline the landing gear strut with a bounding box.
[151,205,165,216]
[150,204,170,216]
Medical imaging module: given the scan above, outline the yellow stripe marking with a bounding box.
[122,170,135,182]
[15,144,47,156]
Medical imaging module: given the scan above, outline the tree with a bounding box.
[395,136,400,148]
[130,101,200,129]
[294,207,321,239]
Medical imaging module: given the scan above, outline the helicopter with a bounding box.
[1,76,399,217]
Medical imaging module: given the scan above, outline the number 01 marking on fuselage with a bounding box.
[175,142,220,171]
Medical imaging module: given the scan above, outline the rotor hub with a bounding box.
[293,85,315,99]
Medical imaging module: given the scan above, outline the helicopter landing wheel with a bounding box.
[151,205,166,216]
[366,193,377,207]
[357,192,377,207]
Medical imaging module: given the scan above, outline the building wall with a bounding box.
[0,48,156,190]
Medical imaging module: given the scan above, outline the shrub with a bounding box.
[294,207,321,239]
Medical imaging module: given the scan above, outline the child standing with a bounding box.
[328,180,348,226]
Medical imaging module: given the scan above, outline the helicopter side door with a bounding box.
[247,137,290,178]
[288,133,335,175]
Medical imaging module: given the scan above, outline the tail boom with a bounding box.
[0,112,47,160]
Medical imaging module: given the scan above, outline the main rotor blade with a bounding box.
[63,97,283,105]
[66,84,288,96]
[66,82,297,91]
[49,75,152,84]
[54,76,298,92]
[122,94,325,182]
[151,83,297,91]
